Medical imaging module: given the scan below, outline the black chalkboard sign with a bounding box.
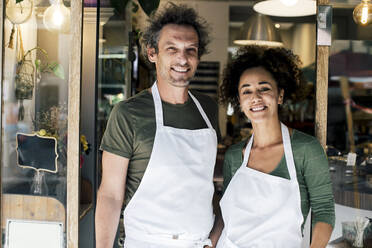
[16,133,58,173]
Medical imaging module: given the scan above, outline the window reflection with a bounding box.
[2,1,72,246]
[327,38,372,248]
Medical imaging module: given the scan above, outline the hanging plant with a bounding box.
[16,47,64,120]
[136,0,160,17]
[110,0,160,17]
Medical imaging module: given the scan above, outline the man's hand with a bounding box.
[207,192,224,248]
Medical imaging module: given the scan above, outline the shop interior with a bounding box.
[1,0,372,247]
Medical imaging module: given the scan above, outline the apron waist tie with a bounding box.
[125,229,212,248]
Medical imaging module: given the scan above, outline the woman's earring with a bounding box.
[279,95,284,104]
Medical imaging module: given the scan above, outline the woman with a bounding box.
[216,46,335,248]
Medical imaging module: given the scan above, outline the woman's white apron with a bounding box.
[217,123,303,248]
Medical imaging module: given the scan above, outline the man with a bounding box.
[95,3,220,248]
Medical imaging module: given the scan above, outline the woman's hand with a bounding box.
[310,222,333,248]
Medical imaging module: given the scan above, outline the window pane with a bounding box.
[1,1,76,246]
[327,5,372,247]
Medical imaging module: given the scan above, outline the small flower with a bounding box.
[80,134,91,169]
[80,134,91,156]
[38,129,46,136]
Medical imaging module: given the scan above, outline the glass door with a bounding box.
[1,0,82,247]
[80,0,133,247]
[325,2,372,246]
[96,2,133,246]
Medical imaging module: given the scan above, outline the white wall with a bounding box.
[292,23,316,68]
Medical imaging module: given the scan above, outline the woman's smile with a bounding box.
[250,105,267,112]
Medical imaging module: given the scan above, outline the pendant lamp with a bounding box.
[253,0,316,17]
[353,0,372,26]
[234,13,283,47]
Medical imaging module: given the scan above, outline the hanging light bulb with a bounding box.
[353,0,372,26]
[279,0,298,7]
[43,0,70,33]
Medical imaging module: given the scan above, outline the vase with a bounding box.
[30,170,49,195]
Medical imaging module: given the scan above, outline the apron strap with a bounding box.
[151,82,214,130]
[281,123,298,181]
[241,123,297,181]
[151,82,164,128]
[243,134,254,165]
[189,92,213,129]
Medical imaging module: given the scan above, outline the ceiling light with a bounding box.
[43,0,71,33]
[353,0,372,26]
[233,13,283,47]
[280,0,298,6]
[275,23,281,28]
[253,0,316,17]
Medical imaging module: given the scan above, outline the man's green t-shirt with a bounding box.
[100,89,220,208]
[222,129,335,230]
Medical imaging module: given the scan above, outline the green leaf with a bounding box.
[135,29,142,40]
[35,59,41,71]
[138,0,160,17]
[110,0,130,15]
[49,62,58,68]
[51,64,65,79]
[16,0,24,3]
[132,2,139,13]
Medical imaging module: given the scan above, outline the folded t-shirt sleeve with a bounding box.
[100,102,134,159]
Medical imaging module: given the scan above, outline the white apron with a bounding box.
[216,123,303,248]
[123,83,217,248]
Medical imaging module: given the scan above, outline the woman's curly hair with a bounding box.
[141,2,211,59]
[219,45,306,109]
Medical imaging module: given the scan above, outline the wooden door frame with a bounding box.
[0,0,4,245]
[315,0,330,149]
[67,0,83,247]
